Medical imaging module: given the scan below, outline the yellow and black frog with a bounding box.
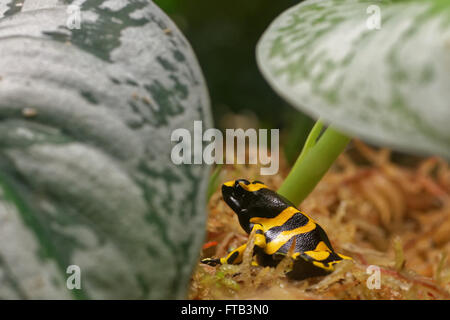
[201,179,351,280]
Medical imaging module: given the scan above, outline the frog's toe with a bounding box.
[201,258,221,266]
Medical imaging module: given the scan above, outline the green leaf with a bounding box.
[207,164,223,201]
[0,0,211,299]
[257,0,450,158]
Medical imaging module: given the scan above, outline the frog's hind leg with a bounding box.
[287,254,331,280]
[288,250,351,280]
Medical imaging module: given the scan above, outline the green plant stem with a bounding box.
[295,120,323,164]
[283,113,315,166]
[278,125,351,206]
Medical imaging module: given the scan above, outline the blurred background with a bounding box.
[154,0,313,164]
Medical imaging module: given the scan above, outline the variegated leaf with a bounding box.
[0,0,211,299]
[257,0,450,158]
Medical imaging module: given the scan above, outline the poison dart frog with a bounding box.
[201,179,351,280]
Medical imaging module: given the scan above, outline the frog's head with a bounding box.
[222,179,291,233]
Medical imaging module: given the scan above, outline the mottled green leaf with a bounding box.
[0,0,211,299]
[257,0,450,158]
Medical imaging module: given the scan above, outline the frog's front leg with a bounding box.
[201,225,267,266]
[201,244,247,266]
[250,223,266,249]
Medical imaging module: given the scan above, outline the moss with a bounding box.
[190,142,450,300]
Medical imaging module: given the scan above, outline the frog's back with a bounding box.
[254,206,335,256]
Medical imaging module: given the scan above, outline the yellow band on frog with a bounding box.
[250,206,301,230]
[223,180,235,187]
[239,182,267,192]
[264,219,317,255]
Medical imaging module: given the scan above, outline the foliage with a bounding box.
[0,0,211,299]
[257,0,450,159]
